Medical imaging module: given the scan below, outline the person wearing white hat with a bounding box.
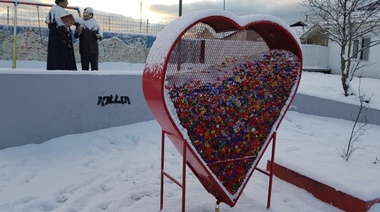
[75,7,103,71]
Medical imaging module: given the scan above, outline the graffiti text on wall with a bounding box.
[97,95,131,107]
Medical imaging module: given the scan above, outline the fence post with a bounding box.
[12,1,18,69]
[108,15,110,31]
[7,6,9,24]
[146,19,148,34]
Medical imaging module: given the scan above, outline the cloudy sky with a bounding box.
[35,0,306,24]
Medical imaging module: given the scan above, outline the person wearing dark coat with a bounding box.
[45,0,77,71]
[74,7,103,71]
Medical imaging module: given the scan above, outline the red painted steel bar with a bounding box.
[254,133,277,209]
[181,140,187,212]
[267,132,277,209]
[160,130,187,212]
[160,130,165,210]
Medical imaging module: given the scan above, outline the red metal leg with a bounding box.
[160,130,187,212]
[182,141,187,212]
[254,132,277,209]
[267,132,276,209]
[160,130,165,210]
[161,130,277,211]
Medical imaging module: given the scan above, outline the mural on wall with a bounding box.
[97,37,147,63]
[0,25,156,63]
[0,26,48,61]
[97,95,131,107]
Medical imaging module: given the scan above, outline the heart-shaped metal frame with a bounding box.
[143,9,302,207]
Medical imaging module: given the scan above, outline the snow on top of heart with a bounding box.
[145,9,301,70]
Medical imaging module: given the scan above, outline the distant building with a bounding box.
[290,14,380,79]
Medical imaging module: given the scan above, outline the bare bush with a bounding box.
[340,78,372,161]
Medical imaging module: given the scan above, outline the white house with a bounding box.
[328,39,380,79]
[290,5,380,80]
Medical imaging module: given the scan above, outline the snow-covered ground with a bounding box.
[0,60,379,212]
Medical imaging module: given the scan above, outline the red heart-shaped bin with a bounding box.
[143,10,302,207]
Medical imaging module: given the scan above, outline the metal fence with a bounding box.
[0,0,166,35]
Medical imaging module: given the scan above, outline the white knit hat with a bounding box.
[84,7,94,14]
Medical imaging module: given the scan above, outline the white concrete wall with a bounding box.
[0,72,154,150]
[328,41,341,75]
[301,44,330,69]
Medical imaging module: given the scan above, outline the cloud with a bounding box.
[148,0,307,24]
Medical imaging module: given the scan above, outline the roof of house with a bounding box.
[290,21,308,27]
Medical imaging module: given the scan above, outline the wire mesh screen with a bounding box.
[166,23,270,82]
[164,22,301,195]
[0,3,76,26]
[0,2,165,34]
